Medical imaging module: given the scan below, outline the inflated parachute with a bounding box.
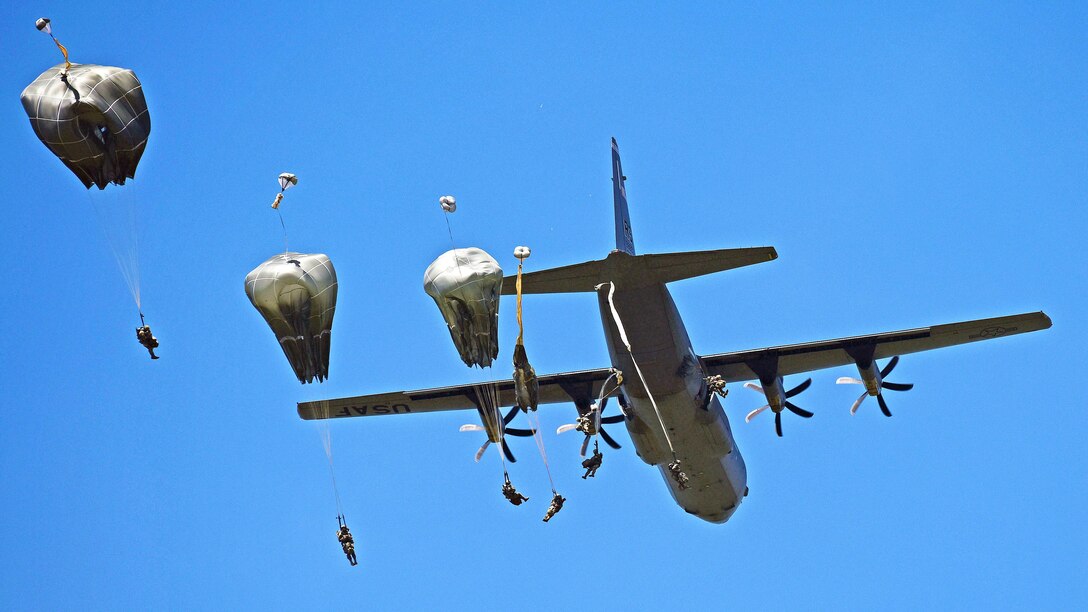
[272,173,298,209]
[21,63,151,189]
[424,248,502,368]
[245,253,337,384]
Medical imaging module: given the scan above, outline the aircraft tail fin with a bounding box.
[501,247,777,295]
[611,138,635,255]
[499,137,776,295]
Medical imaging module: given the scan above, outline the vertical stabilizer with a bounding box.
[611,138,636,255]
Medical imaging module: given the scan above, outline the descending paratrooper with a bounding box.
[502,477,529,506]
[23,18,156,349]
[542,493,566,522]
[581,441,603,479]
[136,324,159,360]
[337,523,358,567]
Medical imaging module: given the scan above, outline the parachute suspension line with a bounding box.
[317,384,345,519]
[86,187,142,312]
[128,186,142,311]
[527,410,557,495]
[444,214,456,248]
[438,195,458,248]
[515,258,526,346]
[475,382,509,480]
[596,281,677,458]
[271,173,297,254]
[277,208,289,255]
[593,368,624,435]
[35,19,71,74]
[596,369,623,404]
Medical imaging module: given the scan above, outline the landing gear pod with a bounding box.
[245,253,338,384]
[21,63,151,189]
[423,248,502,368]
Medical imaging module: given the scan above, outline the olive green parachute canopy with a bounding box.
[20,63,151,189]
[424,248,503,368]
[245,253,337,384]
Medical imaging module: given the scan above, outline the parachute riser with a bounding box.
[36,18,71,75]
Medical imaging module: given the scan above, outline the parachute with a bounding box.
[423,248,502,368]
[272,173,298,209]
[245,253,338,384]
[21,63,151,189]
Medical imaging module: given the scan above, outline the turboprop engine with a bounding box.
[837,355,914,416]
[743,375,814,437]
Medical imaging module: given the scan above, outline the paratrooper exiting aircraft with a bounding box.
[298,139,1050,523]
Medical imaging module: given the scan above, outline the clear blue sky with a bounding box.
[1,2,1085,609]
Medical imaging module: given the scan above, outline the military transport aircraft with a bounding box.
[298,138,1051,523]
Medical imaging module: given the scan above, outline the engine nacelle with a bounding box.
[758,376,789,412]
[854,361,883,396]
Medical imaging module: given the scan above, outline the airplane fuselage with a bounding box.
[595,251,747,523]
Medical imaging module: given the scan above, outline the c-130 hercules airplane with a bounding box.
[299,138,1051,523]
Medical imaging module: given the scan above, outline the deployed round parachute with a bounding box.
[272,173,298,209]
[424,248,502,368]
[21,63,151,189]
[246,253,338,384]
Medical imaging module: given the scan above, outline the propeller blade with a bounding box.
[475,440,490,462]
[877,393,893,417]
[744,382,764,394]
[503,407,521,425]
[882,382,914,392]
[600,414,625,424]
[786,378,812,398]
[837,377,863,385]
[505,427,534,437]
[880,356,900,377]
[460,424,485,432]
[599,428,622,449]
[746,405,770,423]
[785,401,813,418]
[556,424,579,434]
[775,412,783,437]
[580,435,590,457]
[502,439,517,462]
[850,391,867,415]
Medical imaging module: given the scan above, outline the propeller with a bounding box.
[460,406,529,462]
[836,355,914,417]
[744,377,814,437]
[557,395,625,456]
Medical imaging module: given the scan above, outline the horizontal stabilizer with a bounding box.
[641,247,778,284]
[501,247,777,295]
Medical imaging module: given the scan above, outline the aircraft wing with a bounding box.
[298,367,616,420]
[701,311,1052,382]
[300,311,1050,420]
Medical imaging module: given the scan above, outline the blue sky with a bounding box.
[1,2,1085,609]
